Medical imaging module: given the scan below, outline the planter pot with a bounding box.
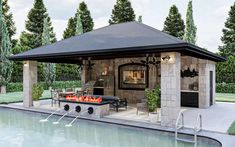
[149,112,158,123]
[33,101,40,107]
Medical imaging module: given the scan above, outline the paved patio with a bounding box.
[182,102,235,133]
[10,100,235,133]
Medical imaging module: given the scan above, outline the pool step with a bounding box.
[176,138,195,144]
[176,133,197,144]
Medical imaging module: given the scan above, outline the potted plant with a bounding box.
[145,85,160,122]
[32,83,44,107]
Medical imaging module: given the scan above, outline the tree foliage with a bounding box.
[163,5,185,39]
[138,16,142,23]
[75,14,83,35]
[219,2,235,57]
[216,55,235,83]
[109,0,135,24]
[183,0,197,44]
[42,17,56,87]
[11,0,57,83]
[0,0,12,86]
[24,0,56,49]
[2,0,16,41]
[63,1,93,39]
[63,18,75,39]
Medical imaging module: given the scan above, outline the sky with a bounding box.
[8,0,234,53]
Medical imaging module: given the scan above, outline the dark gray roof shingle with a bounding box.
[10,21,225,62]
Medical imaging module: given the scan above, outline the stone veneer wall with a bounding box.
[114,57,159,103]
[81,57,160,103]
[181,56,199,91]
[199,59,216,108]
[81,59,115,96]
[160,52,181,127]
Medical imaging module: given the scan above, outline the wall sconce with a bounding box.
[101,67,108,75]
[23,61,28,67]
[161,55,171,62]
[161,53,176,64]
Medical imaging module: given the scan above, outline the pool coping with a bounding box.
[1,104,234,146]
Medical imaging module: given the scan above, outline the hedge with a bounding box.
[7,83,23,92]
[6,81,235,93]
[51,81,81,89]
[6,81,81,93]
[216,83,235,93]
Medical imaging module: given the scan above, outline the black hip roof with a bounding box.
[9,21,226,63]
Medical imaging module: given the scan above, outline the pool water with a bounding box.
[0,108,219,147]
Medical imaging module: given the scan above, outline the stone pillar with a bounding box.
[198,59,216,108]
[23,61,37,107]
[160,52,181,127]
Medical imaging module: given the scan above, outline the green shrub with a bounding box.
[216,83,235,93]
[145,85,161,112]
[7,83,23,92]
[216,56,235,83]
[32,84,44,101]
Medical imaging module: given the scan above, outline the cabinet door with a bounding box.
[181,92,199,107]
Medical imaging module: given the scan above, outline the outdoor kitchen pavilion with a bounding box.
[10,21,225,127]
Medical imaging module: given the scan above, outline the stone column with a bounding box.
[23,61,37,107]
[160,52,181,127]
[198,59,216,108]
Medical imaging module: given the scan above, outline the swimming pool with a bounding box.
[0,107,220,147]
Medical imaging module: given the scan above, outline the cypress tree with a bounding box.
[2,0,16,41]
[183,0,197,44]
[24,0,56,49]
[75,14,83,35]
[163,5,185,39]
[219,2,235,57]
[0,0,12,93]
[109,0,135,24]
[63,18,75,39]
[63,1,93,39]
[78,2,93,33]
[42,17,56,87]
[138,16,142,23]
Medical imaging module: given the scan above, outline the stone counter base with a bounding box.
[60,102,110,118]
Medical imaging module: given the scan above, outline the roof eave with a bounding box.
[9,43,226,62]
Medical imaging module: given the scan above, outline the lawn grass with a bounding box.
[0,90,51,104]
[0,91,234,104]
[228,121,235,135]
[216,93,235,103]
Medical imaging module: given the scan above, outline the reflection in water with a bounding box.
[0,108,219,147]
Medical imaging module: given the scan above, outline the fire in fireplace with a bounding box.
[66,95,102,103]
